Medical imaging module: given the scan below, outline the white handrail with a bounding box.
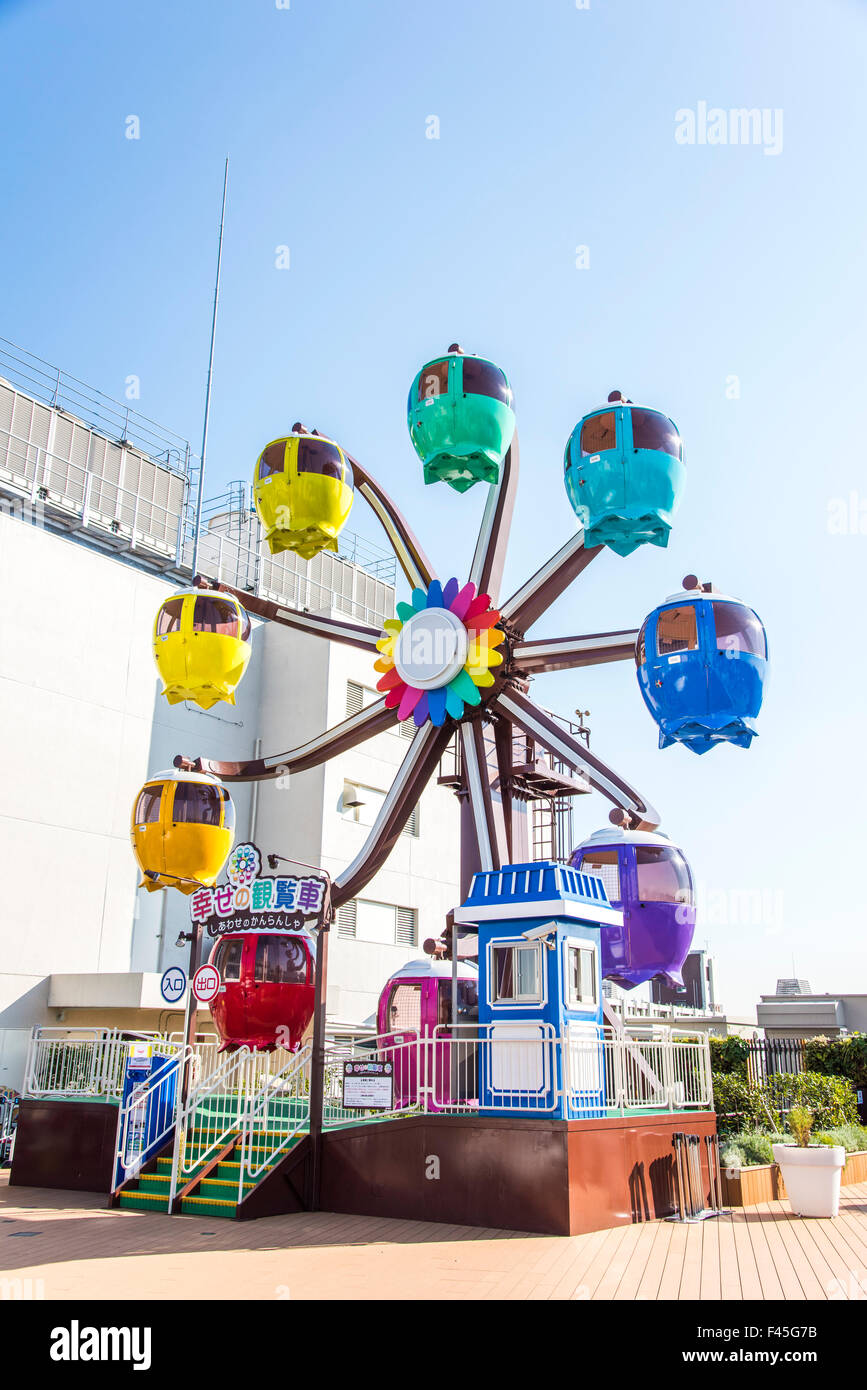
[237,1043,313,1203]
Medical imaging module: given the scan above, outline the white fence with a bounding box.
[22,1028,222,1100]
[321,1026,713,1123]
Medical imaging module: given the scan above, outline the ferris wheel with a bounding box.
[131,346,767,930]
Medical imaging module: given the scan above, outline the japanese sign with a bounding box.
[192,964,221,1004]
[341,1060,394,1112]
[189,843,328,939]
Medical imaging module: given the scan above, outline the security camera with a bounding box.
[521,922,557,947]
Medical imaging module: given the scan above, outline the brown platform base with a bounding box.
[320,1111,717,1236]
[11,1098,119,1193]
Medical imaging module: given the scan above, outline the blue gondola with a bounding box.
[636,578,768,754]
[564,391,685,557]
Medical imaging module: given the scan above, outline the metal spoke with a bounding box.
[459,721,509,875]
[468,435,519,602]
[348,453,438,591]
[512,628,639,674]
[501,527,602,635]
[494,688,661,830]
[193,578,380,652]
[332,721,454,908]
[174,698,396,782]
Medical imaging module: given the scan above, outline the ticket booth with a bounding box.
[454,861,622,1118]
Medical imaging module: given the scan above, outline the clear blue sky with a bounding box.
[2,0,865,1018]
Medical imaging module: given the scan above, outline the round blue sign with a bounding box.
[160,966,187,1005]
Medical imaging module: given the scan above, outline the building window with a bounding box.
[336,900,357,939]
[491,942,543,1004]
[342,782,418,836]
[395,906,417,946]
[565,942,598,1008]
[336,898,417,947]
[347,680,415,739]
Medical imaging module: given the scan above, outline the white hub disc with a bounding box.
[393,607,469,691]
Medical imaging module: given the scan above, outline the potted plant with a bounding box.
[773,1106,846,1218]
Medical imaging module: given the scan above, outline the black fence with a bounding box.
[746,1038,806,1087]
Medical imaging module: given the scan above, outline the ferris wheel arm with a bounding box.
[511,628,640,674]
[192,577,381,652]
[494,688,661,831]
[468,435,519,602]
[332,720,454,909]
[500,528,603,635]
[174,697,396,783]
[346,453,438,591]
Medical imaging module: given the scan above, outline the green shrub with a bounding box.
[712,1069,857,1136]
[803,1034,867,1090]
[719,1127,780,1168]
[788,1105,814,1146]
[708,1035,750,1077]
[814,1123,867,1153]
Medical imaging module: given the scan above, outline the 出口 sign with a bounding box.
[189,843,328,938]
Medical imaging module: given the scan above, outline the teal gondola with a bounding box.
[407,345,516,493]
[564,391,685,557]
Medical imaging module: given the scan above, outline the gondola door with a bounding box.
[381,980,422,1107]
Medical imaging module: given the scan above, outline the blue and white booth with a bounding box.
[453,861,622,1119]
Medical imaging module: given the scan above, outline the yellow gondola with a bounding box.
[253,428,354,560]
[130,769,235,894]
[153,590,252,709]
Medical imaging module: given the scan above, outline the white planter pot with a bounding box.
[772,1144,845,1218]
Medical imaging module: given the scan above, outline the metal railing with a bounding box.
[22,1028,221,1100]
[113,1049,190,1190]
[0,1092,18,1165]
[236,1043,312,1202]
[319,1026,713,1123]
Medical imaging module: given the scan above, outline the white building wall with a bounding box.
[0,509,460,1035]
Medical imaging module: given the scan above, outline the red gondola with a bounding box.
[207,932,315,1052]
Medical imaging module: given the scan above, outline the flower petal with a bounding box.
[445,683,465,720]
[425,579,443,610]
[464,593,491,620]
[384,685,406,709]
[396,602,415,623]
[376,668,403,693]
[466,608,501,631]
[397,684,424,721]
[450,582,476,620]
[383,618,402,633]
[427,686,447,726]
[442,577,460,609]
[469,668,495,688]
[373,655,394,673]
[411,587,428,612]
[449,668,481,707]
[413,692,430,726]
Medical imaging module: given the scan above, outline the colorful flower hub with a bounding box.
[374,579,505,728]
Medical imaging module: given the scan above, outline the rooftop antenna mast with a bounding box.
[191,156,229,577]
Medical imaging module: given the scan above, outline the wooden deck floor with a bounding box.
[2,1172,867,1300]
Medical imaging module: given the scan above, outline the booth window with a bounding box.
[565,943,598,1008]
[635,846,693,906]
[491,942,542,1003]
[631,408,682,460]
[134,785,162,824]
[711,601,766,658]
[297,439,344,481]
[580,412,616,455]
[417,361,449,401]
[254,936,308,985]
[171,781,222,827]
[575,850,621,905]
[156,598,184,636]
[656,606,697,655]
[214,937,243,983]
[386,983,422,1034]
[462,358,513,406]
[258,441,286,478]
[193,597,240,636]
